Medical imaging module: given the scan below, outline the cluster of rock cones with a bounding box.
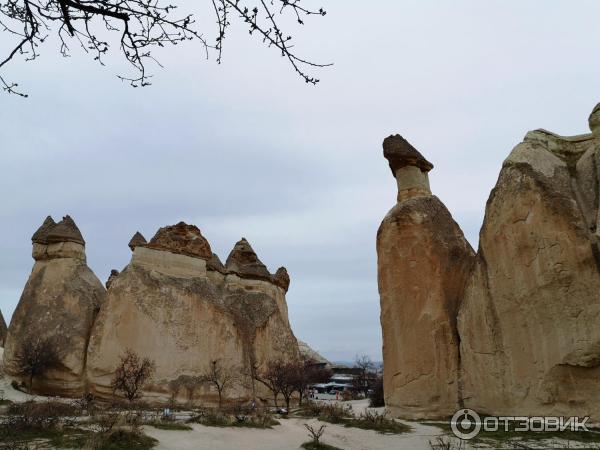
[2,217,298,402]
[378,103,600,420]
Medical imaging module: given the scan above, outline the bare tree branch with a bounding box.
[0,0,330,95]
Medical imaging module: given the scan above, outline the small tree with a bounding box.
[295,359,332,406]
[201,359,237,409]
[14,336,62,391]
[352,354,377,397]
[255,359,300,411]
[111,349,156,403]
[253,361,282,407]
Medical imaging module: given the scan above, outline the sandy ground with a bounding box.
[144,416,444,450]
[0,349,446,449]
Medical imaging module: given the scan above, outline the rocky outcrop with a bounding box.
[0,309,7,347]
[225,238,271,281]
[3,216,106,396]
[378,103,600,420]
[86,223,298,403]
[298,340,330,366]
[146,222,211,259]
[128,232,147,251]
[105,269,119,289]
[377,135,475,419]
[458,103,600,419]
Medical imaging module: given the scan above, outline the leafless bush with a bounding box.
[13,336,62,391]
[201,359,238,409]
[304,423,326,444]
[111,349,155,403]
[7,399,78,429]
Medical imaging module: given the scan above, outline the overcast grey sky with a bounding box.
[1,1,599,361]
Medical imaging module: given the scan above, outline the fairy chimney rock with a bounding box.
[32,215,87,261]
[383,134,433,202]
[225,238,271,281]
[128,231,147,252]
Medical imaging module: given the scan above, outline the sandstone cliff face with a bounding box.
[3,216,106,396]
[86,224,298,403]
[377,136,475,419]
[458,107,600,419]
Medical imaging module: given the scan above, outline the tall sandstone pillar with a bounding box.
[458,103,600,419]
[3,216,106,396]
[377,135,475,419]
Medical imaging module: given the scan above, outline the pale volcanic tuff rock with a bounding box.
[458,103,600,419]
[87,224,298,403]
[3,216,106,396]
[377,135,475,419]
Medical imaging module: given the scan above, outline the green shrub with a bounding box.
[347,409,411,434]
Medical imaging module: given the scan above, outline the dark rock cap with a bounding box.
[106,269,120,289]
[146,221,212,260]
[46,215,85,245]
[383,134,433,175]
[128,231,147,252]
[273,267,290,292]
[207,253,227,274]
[225,238,271,280]
[589,102,600,132]
[31,216,57,245]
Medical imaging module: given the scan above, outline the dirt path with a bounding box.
[144,417,444,450]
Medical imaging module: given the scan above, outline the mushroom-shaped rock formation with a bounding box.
[225,238,271,281]
[128,232,147,252]
[458,102,600,420]
[3,215,106,396]
[377,135,475,419]
[383,135,434,202]
[86,221,298,403]
[0,309,7,347]
[146,222,212,260]
[273,267,290,292]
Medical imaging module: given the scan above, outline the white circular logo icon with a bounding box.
[451,408,481,440]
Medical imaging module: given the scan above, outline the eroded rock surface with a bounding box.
[3,216,106,396]
[146,222,212,260]
[87,225,298,403]
[377,135,475,419]
[458,104,600,419]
